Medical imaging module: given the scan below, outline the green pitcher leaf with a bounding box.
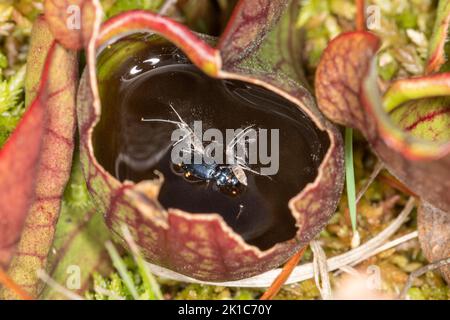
[1,16,78,299]
[40,153,111,300]
[73,0,344,282]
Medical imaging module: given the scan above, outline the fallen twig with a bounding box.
[36,269,84,300]
[311,241,332,300]
[260,247,306,300]
[398,257,450,300]
[345,231,418,270]
[356,0,366,32]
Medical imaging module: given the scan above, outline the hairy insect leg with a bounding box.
[225,125,256,159]
[167,103,204,154]
[167,103,188,126]
[226,125,273,182]
[141,104,205,156]
[234,154,273,181]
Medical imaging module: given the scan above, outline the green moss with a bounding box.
[86,259,154,300]
[0,1,29,147]
[396,10,418,29]
[408,285,449,300]
[274,280,321,300]
[0,116,20,147]
[0,53,7,70]
[0,65,26,147]
[172,283,260,300]
[378,52,399,81]
[104,0,164,18]
[175,285,231,300]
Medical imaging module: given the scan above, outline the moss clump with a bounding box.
[0,1,32,147]
[173,284,257,300]
[408,285,449,300]
[273,280,321,300]
[86,256,161,300]
[407,271,450,300]
[101,0,164,19]
[299,0,436,81]
[0,59,26,147]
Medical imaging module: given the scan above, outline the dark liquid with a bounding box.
[94,35,329,250]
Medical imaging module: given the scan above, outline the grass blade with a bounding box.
[121,225,163,300]
[105,241,140,300]
[345,127,359,246]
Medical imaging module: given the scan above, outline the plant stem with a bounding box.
[105,241,140,300]
[345,127,358,234]
[356,0,366,31]
[260,247,307,300]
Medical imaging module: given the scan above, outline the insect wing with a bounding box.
[232,166,248,186]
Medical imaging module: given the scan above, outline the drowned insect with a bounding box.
[141,104,267,196]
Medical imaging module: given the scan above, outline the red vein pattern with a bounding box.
[75,0,345,281]
[1,17,78,299]
[40,204,111,299]
[0,79,48,270]
[44,0,97,50]
[218,0,289,68]
[315,31,381,133]
[404,108,450,132]
[316,31,450,215]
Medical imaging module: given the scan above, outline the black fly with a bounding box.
[141,104,264,196]
[174,161,244,196]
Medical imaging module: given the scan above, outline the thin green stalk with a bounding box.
[120,225,163,300]
[119,225,163,300]
[134,250,163,300]
[105,241,140,300]
[345,127,358,234]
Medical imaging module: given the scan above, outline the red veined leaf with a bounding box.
[44,0,100,50]
[0,16,78,299]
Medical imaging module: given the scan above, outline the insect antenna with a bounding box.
[226,125,255,153]
[168,103,189,126]
[140,118,186,126]
[225,125,255,164]
[227,125,273,181]
[141,103,190,129]
[141,104,205,155]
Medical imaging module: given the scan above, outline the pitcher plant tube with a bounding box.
[0,0,345,297]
